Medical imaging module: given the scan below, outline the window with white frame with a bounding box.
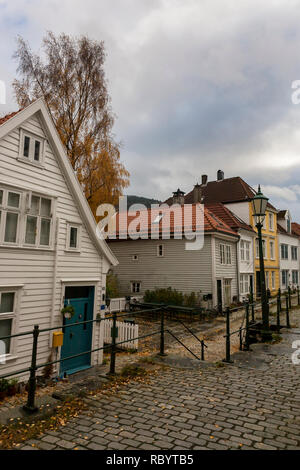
[270,240,275,260]
[240,240,250,261]
[291,246,298,261]
[0,291,16,356]
[19,129,45,165]
[282,270,288,287]
[240,274,250,295]
[131,282,141,293]
[269,213,274,231]
[157,244,164,257]
[271,271,275,290]
[24,195,52,247]
[0,188,21,244]
[281,244,288,260]
[265,272,269,289]
[256,239,266,259]
[220,243,232,265]
[292,270,299,285]
[66,223,81,251]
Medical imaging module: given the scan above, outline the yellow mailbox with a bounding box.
[52,331,64,348]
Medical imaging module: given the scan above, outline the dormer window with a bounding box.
[19,129,45,165]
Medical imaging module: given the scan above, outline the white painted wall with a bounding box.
[278,232,300,289]
[0,112,107,379]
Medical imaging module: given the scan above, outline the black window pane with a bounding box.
[70,227,77,248]
[34,141,40,161]
[0,319,12,354]
[23,136,30,157]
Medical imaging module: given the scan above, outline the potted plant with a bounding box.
[61,304,75,319]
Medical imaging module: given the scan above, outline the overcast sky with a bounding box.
[1,0,300,218]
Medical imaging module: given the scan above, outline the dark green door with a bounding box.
[60,287,94,376]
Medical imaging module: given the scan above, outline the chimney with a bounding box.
[172,188,185,205]
[193,183,202,203]
[201,174,208,186]
[217,170,224,181]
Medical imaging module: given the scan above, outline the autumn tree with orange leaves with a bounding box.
[13,32,129,216]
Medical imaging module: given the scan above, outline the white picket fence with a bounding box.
[103,319,139,350]
[106,296,143,313]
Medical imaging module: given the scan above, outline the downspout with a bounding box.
[49,217,60,371]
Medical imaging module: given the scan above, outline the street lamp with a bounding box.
[251,185,269,331]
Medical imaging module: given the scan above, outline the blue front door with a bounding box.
[60,288,94,376]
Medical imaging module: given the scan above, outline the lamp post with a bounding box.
[251,185,269,332]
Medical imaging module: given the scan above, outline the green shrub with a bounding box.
[106,272,120,298]
[0,379,9,392]
[144,287,200,307]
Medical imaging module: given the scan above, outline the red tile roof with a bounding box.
[278,222,299,239]
[205,202,255,233]
[292,222,300,238]
[165,176,277,211]
[107,203,239,240]
[0,110,21,126]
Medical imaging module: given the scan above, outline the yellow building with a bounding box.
[183,172,280,297]
[249,205,280,296]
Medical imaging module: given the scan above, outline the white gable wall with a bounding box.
[0,113,106,378]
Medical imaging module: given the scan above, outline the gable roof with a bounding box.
[277,223,298,239]
[205,202,255,233]
[0,98,118,267]
[165,176,277,211]
[277,209,288,219]
[108,203,239,240]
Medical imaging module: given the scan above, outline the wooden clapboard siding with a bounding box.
[0,110,107,380]
[109,236,213,297]
[214,236,238,304]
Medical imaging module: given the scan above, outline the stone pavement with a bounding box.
[19,327,300,450]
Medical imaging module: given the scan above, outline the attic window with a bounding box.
[19,129,45,165]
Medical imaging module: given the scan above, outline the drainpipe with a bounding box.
[49,218,60,372]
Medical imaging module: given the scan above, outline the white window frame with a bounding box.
[240,274,250,295]
[282,270,288,287]
[131,282,141,294]
[220,243,232,265]
[65,222,81,252]
[270,240,275,260]
[240,240,250,262]
[0,188,22,246]
[271,271,275,290]
[292,270,299,285]
[281,244,288,260]
[256,238,267,259]
[157,244,164,257]
[0,287,21,360]
[269,213,274,231]
[291,246,298,261]
[18,129,46,166]
[23,193,54,249]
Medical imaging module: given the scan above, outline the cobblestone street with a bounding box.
[19,326,300,451]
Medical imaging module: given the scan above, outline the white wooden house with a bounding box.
[108,203,240,312]
[277,210,299,290]
[0,99,118,379]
